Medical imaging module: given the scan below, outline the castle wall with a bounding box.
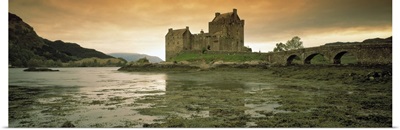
[182,31,192,50]
[191,33,207,51]
[210,36,220,51]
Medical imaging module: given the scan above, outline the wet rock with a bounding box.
[369,76,375,80]
[367,72,380,78]
[158,62,174,65]
[143,123,150,127]
[381,71,392,77]
[244,60,261,65]
[348,73,356,76]
[179,61,190,65]
[212,60,224,66]
[61,121,75,128]
[199,63,211,70]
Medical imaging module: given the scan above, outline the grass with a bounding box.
[170,51,266,63]
[340,53,358,64]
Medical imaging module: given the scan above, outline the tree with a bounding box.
[285,36,304,50]
[12,59,23,67]
[27,59,42,67]
[45,60,55,67]
[273,42,286,52]
[273,36,304,52]
[106,59,112,65]
[136,57,150,64]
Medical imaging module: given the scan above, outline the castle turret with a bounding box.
[215,12,220,17]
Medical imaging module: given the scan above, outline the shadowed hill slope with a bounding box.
[9,12,116,67]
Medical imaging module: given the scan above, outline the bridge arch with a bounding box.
[286,54,301,65]
[334,51,353,64]
[304,53,327,64]
[333,51,347,64]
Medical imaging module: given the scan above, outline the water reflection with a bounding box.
[165,80,247,118]
[9,68,168,127]
[141,71,282,127]
[9,68,280,127]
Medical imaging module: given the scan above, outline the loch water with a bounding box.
[9,67,283,127]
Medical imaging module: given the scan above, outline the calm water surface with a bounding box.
[9,67,280,127]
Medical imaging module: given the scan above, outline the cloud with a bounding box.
[9,0,392,60]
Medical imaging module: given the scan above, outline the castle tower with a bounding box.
[165,26,192,60]
[208,8,245,51]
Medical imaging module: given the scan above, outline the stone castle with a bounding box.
[165,9,251,61]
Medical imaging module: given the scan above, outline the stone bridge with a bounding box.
[264,43,392,65]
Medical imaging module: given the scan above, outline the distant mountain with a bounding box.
[108,53,163,63]
[324,36,392,46]
[9,12,117,67]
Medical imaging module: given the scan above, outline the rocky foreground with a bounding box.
[118,60,392,83]
[118,62,392,127]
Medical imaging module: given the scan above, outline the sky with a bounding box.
[8,0,392,60]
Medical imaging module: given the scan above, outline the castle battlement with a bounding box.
[165,9,250,61]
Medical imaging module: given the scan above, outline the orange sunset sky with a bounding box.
[9,0,392,60]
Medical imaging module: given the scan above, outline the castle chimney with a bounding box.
[186,26,189,30]
[233,8,237,14]
[168,28,172,32]
[215,12,220,17]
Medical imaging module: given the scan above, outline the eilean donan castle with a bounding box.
[165,9,251,61]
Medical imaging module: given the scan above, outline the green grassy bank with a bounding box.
[170,52,266,63]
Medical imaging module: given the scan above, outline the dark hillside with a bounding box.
[44,39,113,59]
[8,12,115,67]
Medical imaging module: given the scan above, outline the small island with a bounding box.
[23,67,59,72]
